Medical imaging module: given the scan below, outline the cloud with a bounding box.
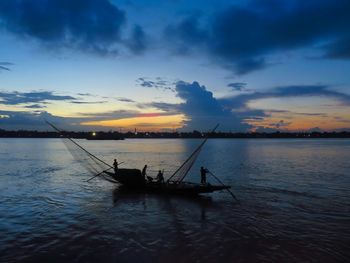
[334,116,350,123]
[268,120,291,129]
[137,78,154,88]
[116,97,135,103]
[136,77,175,91]
[265,110,329,118]
[164,0,350,74]
[0,110,69,130]
[149,81,256,131]
[164,15,208,55]
[70,100,107,104]
[77,93,93,96]
[137,112,172,118]
[78,109,176,122]
[78,109,139,120]
[147,81,350,131]
[2,83,349,132]
[0,66,10,71]
[145,102,180,113]
[24,104,47,109]
[175,81,223,115]
[0,108,175,131]
[217,84,350,131]
[323,35,350,59]
[293,112,328,117]
[0,91,76,105]
[220,85,350,109]
[227,82,247,91]
[0,0,146,55]
[0,62,13,71]
[125,25,147,54]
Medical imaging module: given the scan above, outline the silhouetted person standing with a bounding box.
[200,166,209,184]
[157,170,164,183]
[142,165,148,180]
[113,159,118,175]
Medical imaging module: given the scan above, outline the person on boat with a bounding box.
[142,165,148,180]
[147,175,154,182]
[157,170,164,184]
[200,166,209,185]
[113,159,118,174]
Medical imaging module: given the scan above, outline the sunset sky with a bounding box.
[1,0,350,132]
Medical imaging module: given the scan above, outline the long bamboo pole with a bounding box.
[87,167,113,182]
[86,161,125,182]
[208,170,240,203]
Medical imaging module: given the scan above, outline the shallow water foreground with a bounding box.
[0,138,349,262]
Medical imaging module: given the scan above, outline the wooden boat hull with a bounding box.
[104,170,230,195]
[141,182,231,195]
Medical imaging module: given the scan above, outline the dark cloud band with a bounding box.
[0,91,76,105]
[164,0,350,74]
[0,62,13,71]
[0,0,146,55]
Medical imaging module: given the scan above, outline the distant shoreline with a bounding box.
[1,129,350,139]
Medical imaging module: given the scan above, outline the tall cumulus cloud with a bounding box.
[148,81,350,131]
[149,81,256,131]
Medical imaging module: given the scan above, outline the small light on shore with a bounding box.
[92,132,96,136]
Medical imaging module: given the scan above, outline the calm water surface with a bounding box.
[0,138,349,262]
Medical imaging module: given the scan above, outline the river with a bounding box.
[0,138,349,262]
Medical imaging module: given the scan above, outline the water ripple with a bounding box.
[1,138,350,262]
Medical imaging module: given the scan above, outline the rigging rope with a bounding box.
[45,120,116,182]
[167,124,219,183]
[45,121,113,168]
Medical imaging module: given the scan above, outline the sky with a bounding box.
[0,0,350,132]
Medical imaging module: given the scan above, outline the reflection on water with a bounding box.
[0,138,350,262]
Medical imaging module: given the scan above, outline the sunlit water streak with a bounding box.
[0,138,349,262]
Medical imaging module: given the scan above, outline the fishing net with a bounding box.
[167,124,218,183]
[63,138,118,183]
[167,139,206,183]
[47,120,217,185]
[44,119,117,183]
[63,139,108,173]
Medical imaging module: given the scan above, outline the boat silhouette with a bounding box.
[46,121,234,197]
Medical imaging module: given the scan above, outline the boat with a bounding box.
[46,121,235,198]
[103,169,230,195]
[97,123,234,196]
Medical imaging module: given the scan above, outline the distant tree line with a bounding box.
[0,129,124,140]
[1,129,350,139]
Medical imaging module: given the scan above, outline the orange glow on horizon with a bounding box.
[81,114,186,131]
[247,113,350,132]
